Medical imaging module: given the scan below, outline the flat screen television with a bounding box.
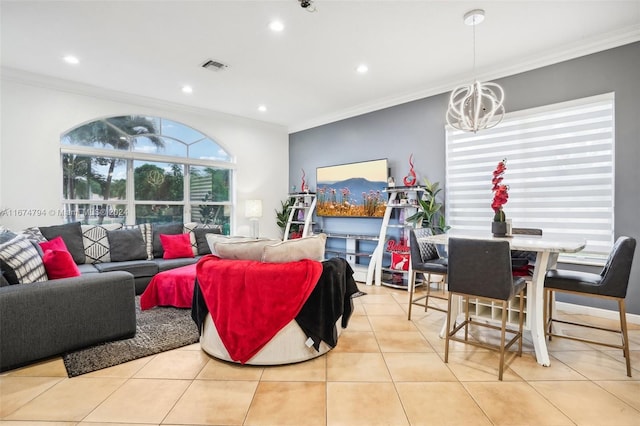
[316,158,388,217]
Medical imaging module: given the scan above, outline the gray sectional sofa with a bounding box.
[0,221,220,372]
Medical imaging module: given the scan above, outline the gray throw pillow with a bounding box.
[39,222,86,264]
[152,223,184,259]
[194,227,221,255]
[106,229,148,262]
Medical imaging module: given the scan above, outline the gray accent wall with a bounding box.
[290,41,640,315]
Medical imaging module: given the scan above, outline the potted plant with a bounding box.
[275,196,300,238]
[406,178,450,235]
[491,159,509,236]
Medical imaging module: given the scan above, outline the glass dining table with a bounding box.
[423,230,586,367]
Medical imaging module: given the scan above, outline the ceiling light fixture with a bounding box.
[63,55,79,65]
[356,64,369,74]
[446,9,505,133]
[298,0,316,13]
[182,85,193,94]
[269,20,284,32]
[258,105,267,112]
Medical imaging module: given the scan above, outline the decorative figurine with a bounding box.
[403,154,417,186]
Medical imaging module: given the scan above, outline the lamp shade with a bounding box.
[245,199,263,218]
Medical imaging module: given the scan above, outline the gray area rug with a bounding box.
[63,297,199,377]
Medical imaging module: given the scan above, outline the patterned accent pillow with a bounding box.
[184,222,222,255]
[0,235,48,284]
[81,223,123,263]
[19,226,47,242]
[123,223,153,259]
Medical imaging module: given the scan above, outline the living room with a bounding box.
[2,1,640,424]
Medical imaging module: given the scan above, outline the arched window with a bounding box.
[61,115,234,232]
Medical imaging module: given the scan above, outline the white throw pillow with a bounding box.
[262,234,327,263]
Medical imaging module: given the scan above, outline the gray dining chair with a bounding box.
[544,236,636,376]
[444,237,526,380]
[407,228,448,320]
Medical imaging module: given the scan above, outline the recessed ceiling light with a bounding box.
[182,85,193,94]
[258,105,267,112]
[269,20,284,32]
[63,55,79,65]
[356,64,369,74]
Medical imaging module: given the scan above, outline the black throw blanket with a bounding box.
[191,257,359,352]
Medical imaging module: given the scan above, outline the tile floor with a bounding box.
[2,283,640,426]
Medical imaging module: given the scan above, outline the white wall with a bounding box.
[0,72,288,239]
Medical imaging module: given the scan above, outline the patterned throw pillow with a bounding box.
[0,235,48,284]
[81,223,123,263]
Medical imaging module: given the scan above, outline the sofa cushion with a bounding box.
[77,263,99,274]
[194,227,222,255]
[0,235,48,284]
[215,239,279,261]
[81,223,123,263]
[0,228,17,244]
[153,257,200,272]
[123,223,153,259]
[160,233,194,259]
[42,249,81,279]
[107,228,148,262]
[94,260,158,277]
[39,222,85,264]
[262,234,327,263]
[205,234,256,256]
[152,223,184,259]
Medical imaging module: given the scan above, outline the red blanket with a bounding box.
[196,255,323,363]
[140,264,197,310]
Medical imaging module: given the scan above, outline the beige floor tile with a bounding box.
[326,352,391,382]
[3,358,68,377]
[384,352,457,382]
[343,314,372,331]
[376,331,433,353]
[508,352,588,381]
[396,382,492,426]
[81,357,152,379]
[326,382,408,426]
[260,355,326,381]
[197,358,264,381]
[596,380,640,411]
[164,379,258,425]
[443,350,523,381]
[82,378,190,424]
[552,350,635,380]
[244,381,325,426]
[368,315,418,332]
[464,381,574,425]
[531,381,640,426]
[357,294,397,304]
[363,303,405,316]
[132,348,209,379]
[351,303,366,316]
[1,422,76,426]
[4,377,126,422]
[332,331,380,353]
[0,376,63,417]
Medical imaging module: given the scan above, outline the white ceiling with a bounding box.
[2,0,639,133]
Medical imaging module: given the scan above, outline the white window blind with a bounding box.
[445,93,614,263]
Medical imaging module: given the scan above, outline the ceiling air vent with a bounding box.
[201,59,229,71]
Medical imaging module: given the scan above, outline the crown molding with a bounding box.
[288,25,640,134]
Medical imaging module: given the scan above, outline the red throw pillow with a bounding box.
[39,235,69,253]
[160,233,194,259]
[42,249,81,279]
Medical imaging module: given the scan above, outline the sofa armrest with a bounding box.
[0,271,136,371]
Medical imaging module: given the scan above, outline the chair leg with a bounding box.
[518,290,524,356]
[407,271,415,320]
[424,273,432,312]
[498,301,508,381]
[546,289,554,340]
[464,297,470,341]
[619,299,632,377]
[444,293,454,364]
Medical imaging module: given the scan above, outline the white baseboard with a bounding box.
[556,301,640,325]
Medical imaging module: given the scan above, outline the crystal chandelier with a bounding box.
[446,9,505,133]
